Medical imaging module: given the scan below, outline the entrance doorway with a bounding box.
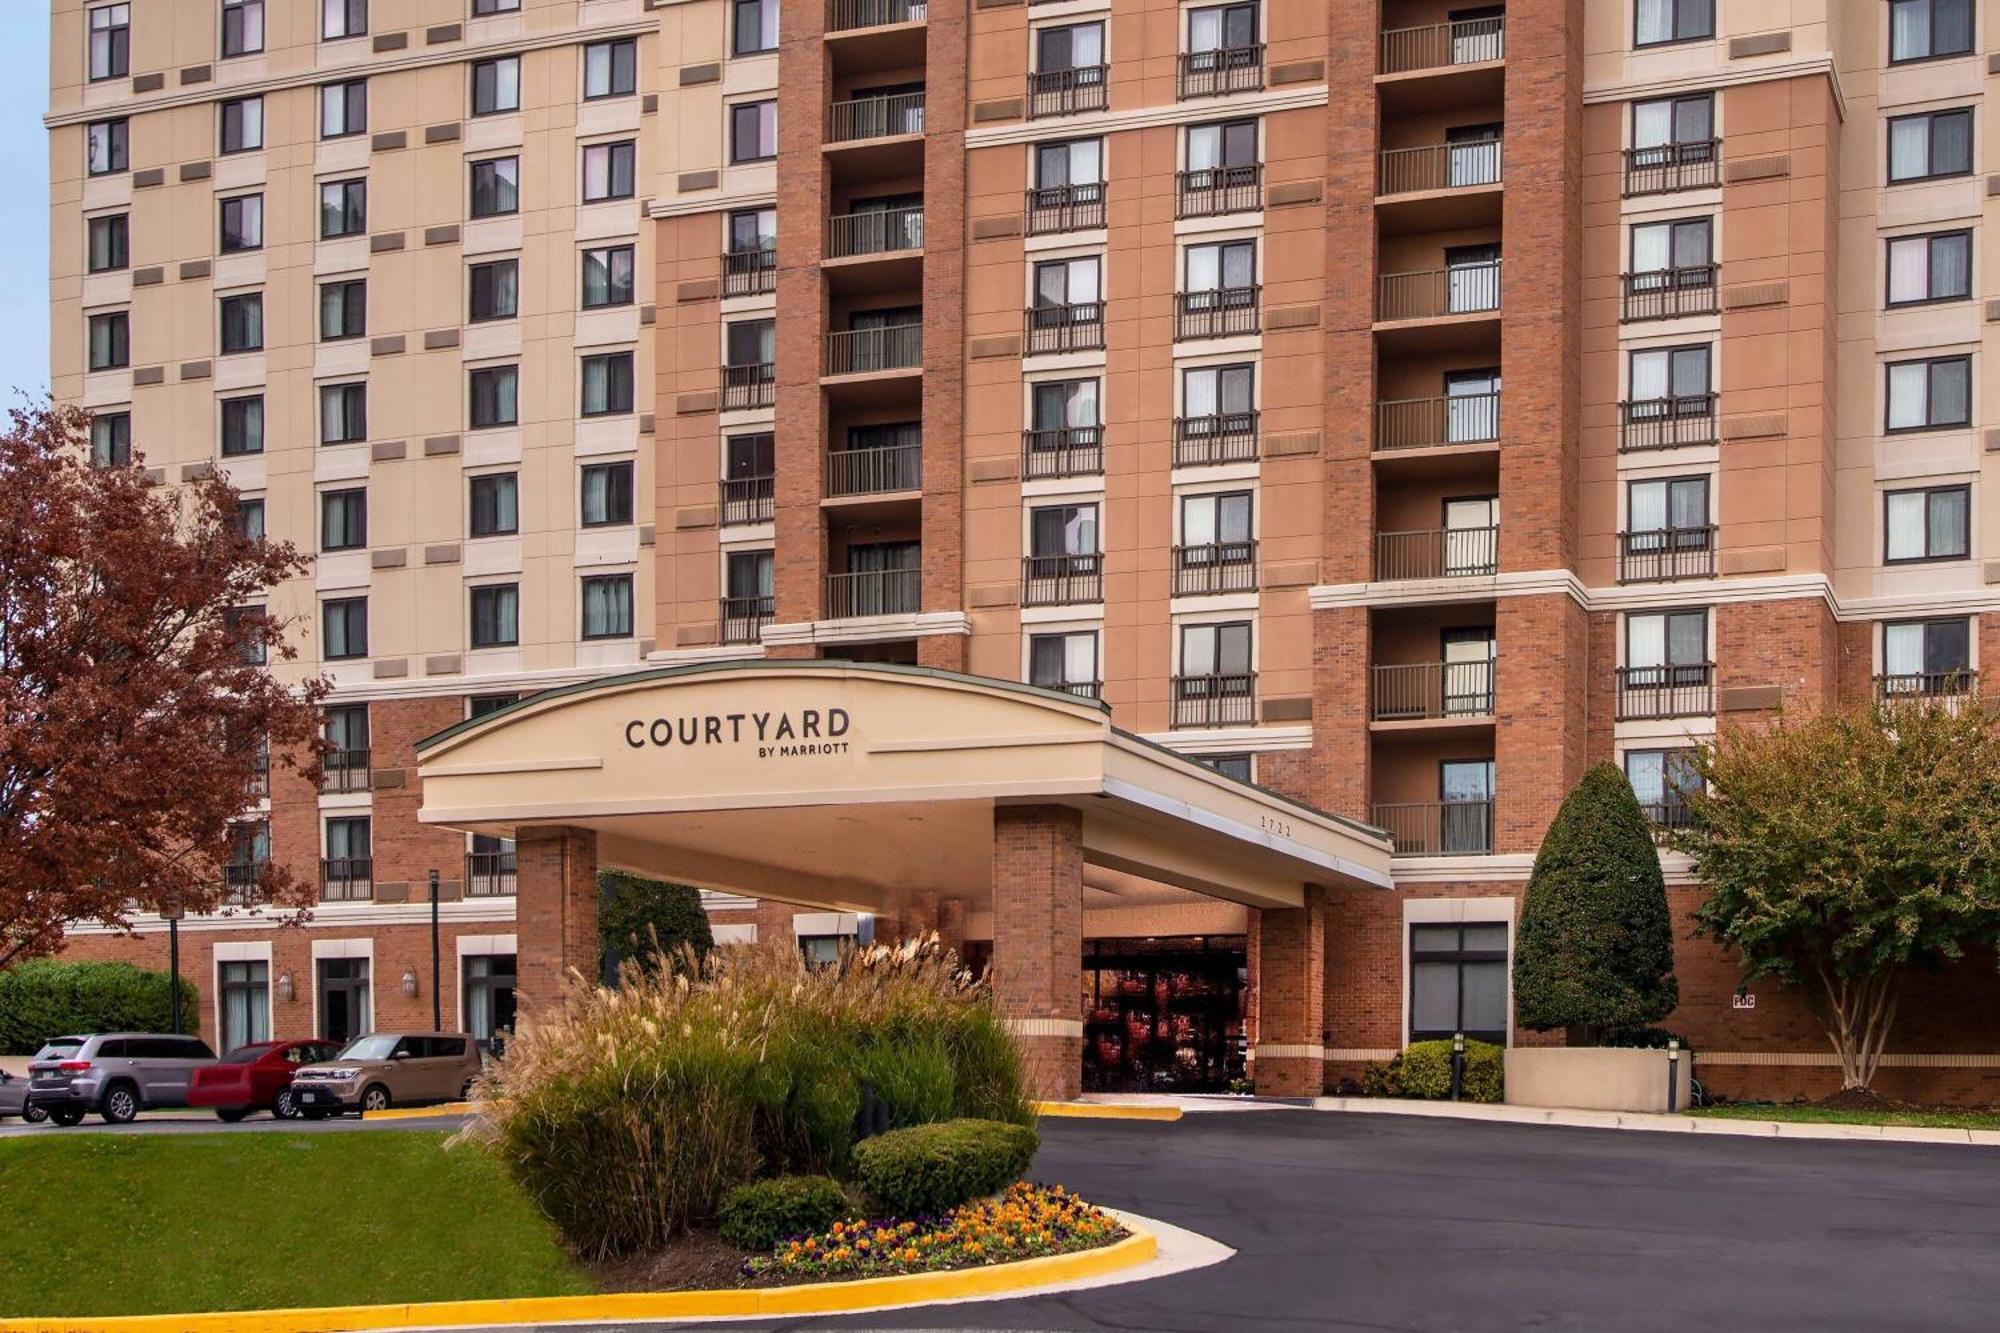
[1082,936,1247,1094]
[317,958,370,1044]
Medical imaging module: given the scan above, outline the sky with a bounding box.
[0,8,51,398]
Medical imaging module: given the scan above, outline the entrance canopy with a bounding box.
[415,661,1392,915]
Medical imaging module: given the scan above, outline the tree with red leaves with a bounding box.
[0,403,328,966]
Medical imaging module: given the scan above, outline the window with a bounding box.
[1626,609,1708,684]
[732,0,778,54]
[469,692,519,718]
[1033,255,1101,308]
[472,0,521,12]
[470,584,520,648]
[88,5,130,81]
[584,38,637,98]
[87,214,127,273]
[725,431,775,487]
[1882,618,1971,689]
[726,549,773,602]
[322,815,371,883]
[235,497,265,540]
[1179,620,1251,681]
[1182,363,1253,424]
[1409,923,1508,1043]
[730,100,777,163]
[1634,0,1711,46]
[582,141,636,202]
[224,821,269,897]
[322,596,368,659]
[1885,354,1971,431]
[1181,490,1252,551]
[1627,343,1710,410]
[463,954,517,1046]
[1029,503,1098,563]
[222,0,265,57]
[1626,476,1710,555]
[1035,135,1105,188]
[1889,0,1973,63]
[469,472,519,537]
[319,279,365,341]
[1631,91,1713,153]
[1629,217,1710,276]
[726,318,775,368]
[1187,2,1256,53]
[1888,108,1972,183]
[469,259,519,322]
[469,366,519,429]
[220,96,263,153]
[471,56,520,116]
[581,461,634,526]
[581,352,635,416]
[320,179,367,238]
[90,412,131,467]
[1887,230,1971,305]
[470,157,520,217]
[322,0,368,40]
[221,395,264,456]
[87,119,127,176]
[1186,118,1258,174]
[88,311,128,371]
[1030,378,1101,437]
[1183,238,1255,293]
[320,488,366,551]
[324,701,368,772]
[219,194,263,252]
[316,957,369,1044]
[219,960,269,1051]
[229,605,267,665]
[1626,748,1700,827]
[321,383,367,444]
[1038,21,1105,73]
[1197,753,1253,782]
[1029,631,1099,696]
[1884,485,1970,562]
[581,245,635,308]
[581,574,634,639]
[321,80,367,138]
[219,293,263,354]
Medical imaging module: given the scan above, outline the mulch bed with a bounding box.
[591,1233,765,1292]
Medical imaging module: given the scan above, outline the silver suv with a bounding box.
[26,1033,217,1125]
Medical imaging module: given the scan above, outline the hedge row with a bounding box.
[0,960,198,1056]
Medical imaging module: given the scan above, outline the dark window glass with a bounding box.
[1633,0,1713,46]
[319,279,366,340]
[321,80,367,138]
[582,141,636,202]
[469,259,519,321]
[88,310,129,370]
[1888,108,1973,182]
[470,56,521,116]
[219,293,263,353]
[321,383,367,444]
[320,179,367,238]
[584,38,638,98]
[90,411,131,467]
[89,4,131,81]
[580,461,634,526]
[730,100,777,163]
[580,574,634,638]
[581,245,635,307]
[470,584,519,648]
[470,157,520,217]
[322,596,368,659]
[469,366,519,429]
[321,488,367,551]
[581,352,635,415]
[220,97,263,153]
[87,119,127,176]
[469,472,519,537]
[87,214,127,273]
[221,395,264,456]
[220,195,263,252]
[1889,0,1973,63]
[732,0,778,55]
[222,0,265,57]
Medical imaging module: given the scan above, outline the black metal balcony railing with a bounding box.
[1036,677,1102,700]
[244,757,270,800]
[1371,660,1496,721]
[1025,183,1107,235]
[721,247,777,297]
[1379,15,1506,74]
[1376,525,1500,580]
[1372,800,1494,856]
[1024,302,1106,354]
[1178,44,1264,99]
[1173,412,1259,466]
[720,594,774,644]
[222,862,264,907]
[1640,800,1696,844]
[465,850,517,897]
[719,475,774,526]
[1621,265,1719,322]
[827,0,926,32]
[827,205,924,259]
[1171,672,1257,729]
[1377,393,1500,450]
[721,362,776,410]
[1620,394,1717,451]
[1172,541,1258,596]
[1875,670,1980,701]
[1379,260,1501,320]
[825,325,922,375]
[828,91,926,142]
[1027,66,1108,119]
[319,856,374,902]
[1175,286,1261,341]
[827,442,922,496]
[1021,553,1104,607]
[1175,164,1262,219]
[1022,425,1104,478]
[1378,140,1502,196]
[1623,140,1721,197]
[320,748,371,794]
[826,568,921,618]
[1618,526,1717,583]
[1615,663,1715,720]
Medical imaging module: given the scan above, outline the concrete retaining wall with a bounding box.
[1505,1047,1693,1113]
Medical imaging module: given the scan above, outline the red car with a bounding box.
[188,1040,342,1121]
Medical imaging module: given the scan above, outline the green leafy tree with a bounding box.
[1514,762,1679,1042]
[1676,699,2000,1091]
[596,870,713,978]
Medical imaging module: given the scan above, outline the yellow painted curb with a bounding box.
[360,1101,479,1121]
[1034,1101,1183,1122]
[0,1224,1156,1333]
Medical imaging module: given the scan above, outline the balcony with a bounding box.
[1021,553,1103,607]
[1875,670,1980,702]
[1174,412,1259,466]
[1172,541,1258,596]
[827,441,922,496]
[827,567,920,618]
[465,850,517,897]
[244,755,270,800]
[1618,526,1716,584]
[1022,426,1104,479]
[1378,140,1502,196]
[1376,393,1498,451]
[1621,265,1718,322]
[1171,672,1257,729]
[1175,164,1261,219]
[1379,16,1505,75]
[825,324,922,376]
[1025,183,1106,235]
[722,247,777,297]
[720,594,774,644]
[222,862,265,907]
[720,475,774,526]
[1623,140,1721,197]
[319,856,374,903]
[1379,261,1501,321]
[1371,660,1495,721]
[1641,800,1695,844]
[1375,525,1499,580]
[1372,800,1493,856]
[722,362,776,411]
[1036,677,1102,701]
[1027,66,1108,119]
[828,91,926,143]
[827,0,926,32]
[1175,286,1261,341]
[1615,664,1715,720]
[828,205,924,259]
[1178,44,1264,99]
[1619,395,1716,451]
[320,748,371,794]
[1024,302,1105,354]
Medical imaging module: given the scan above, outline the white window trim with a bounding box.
[1401,896,1515,1049]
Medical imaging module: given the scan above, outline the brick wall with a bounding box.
[989,804,1084,1100]
[1253,886,1326,1096]
[514,826,598,1023]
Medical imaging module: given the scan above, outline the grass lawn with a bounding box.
[0,1131,592,1317]
[1690,1104,2000,1131]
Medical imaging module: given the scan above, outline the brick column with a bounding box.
[514,826,599,1022]
[990,804,1084,1101]
[1495,594,1588,851]
[772,4,829,627]
[1253,885,1326,1097]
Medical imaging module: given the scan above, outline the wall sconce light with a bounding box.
[276,971,294,1003]
[401,969,419,998]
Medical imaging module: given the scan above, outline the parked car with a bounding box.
[0,1068,47,1123]
[187,1039,343,1122]
[289,1033,483,1118]
[26,1033,217,1125]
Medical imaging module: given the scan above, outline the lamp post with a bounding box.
[428,868,442,1032]
[1450,1030,1466,1102]
[1667,1037,1681,1112]
[164,904,185,1035]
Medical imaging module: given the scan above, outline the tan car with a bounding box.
[288,1032,483,1118]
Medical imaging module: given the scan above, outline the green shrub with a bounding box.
[1604,1026,1693,1054]
[717,1175,853,1251]
[597,871,713,980]
[1393,1039,1503,1103]
[851,1118,1040,1217]
[0,960,200,1055]
[1360,1058,1402,1097]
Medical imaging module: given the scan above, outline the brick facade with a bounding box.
[989,805,1085,1101]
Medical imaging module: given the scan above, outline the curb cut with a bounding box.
[1311,1096,2000,1147]
[1034,1100,1183,1122]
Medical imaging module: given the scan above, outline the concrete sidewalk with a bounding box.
[1312,1094,2000,1146]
